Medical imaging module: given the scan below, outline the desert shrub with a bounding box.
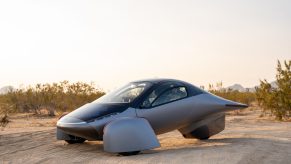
[0,81,105,116]
[0,114,10,128]
[0,99,14,128]
[256,60,291,120]
[207,82,256,105]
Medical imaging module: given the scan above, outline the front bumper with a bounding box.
[57,116,100,140]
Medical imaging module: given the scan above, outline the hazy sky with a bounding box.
[0,0,290,91]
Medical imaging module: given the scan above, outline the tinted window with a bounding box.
[94,82,152,103]
[152,87,187,106]
[140,90,159,108]
[141,86,187,108]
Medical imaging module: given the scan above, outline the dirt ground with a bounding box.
[0,109,291,164]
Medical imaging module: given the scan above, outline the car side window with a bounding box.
[140,86,187,108]
[152,87,187,107]
[140,90,159,108]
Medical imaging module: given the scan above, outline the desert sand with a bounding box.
[0,109,291,164]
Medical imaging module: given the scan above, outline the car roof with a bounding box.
[131,78,185,85]
[129,78,206,108]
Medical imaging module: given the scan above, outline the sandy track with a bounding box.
[0,110,291,164]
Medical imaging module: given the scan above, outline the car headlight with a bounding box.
[87,112,120,122]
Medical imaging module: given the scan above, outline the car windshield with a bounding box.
[93,82,152,103]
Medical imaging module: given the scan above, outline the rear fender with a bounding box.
[179,113,225,139]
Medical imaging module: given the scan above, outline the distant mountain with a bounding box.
[227,84,246,92]
[270,81,278,88]
[226,81,277,92]
[0,86,15,94]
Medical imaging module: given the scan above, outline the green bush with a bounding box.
[0,81,105,116]
[256,60,291,120]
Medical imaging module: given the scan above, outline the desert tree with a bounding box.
[256,60,291,120]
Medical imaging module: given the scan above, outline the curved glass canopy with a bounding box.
[94,82,152,103]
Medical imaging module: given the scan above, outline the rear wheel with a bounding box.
[118,151,140,156]
[198,136,210,140]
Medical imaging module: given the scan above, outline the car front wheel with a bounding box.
[65,135,86,144]
[118,151,140,156]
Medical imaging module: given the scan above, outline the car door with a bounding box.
[136,83,191,134]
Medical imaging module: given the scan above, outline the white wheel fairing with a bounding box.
[103,117,160,153]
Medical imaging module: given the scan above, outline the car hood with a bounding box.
[66,103,130,122]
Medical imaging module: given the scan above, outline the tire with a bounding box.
[118,151,140,156]
[65,135,86,144]
[198,136,210,140]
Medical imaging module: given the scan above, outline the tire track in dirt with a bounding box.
[0,130,55,156]
[1,111,291,164]
[0,129,111,163]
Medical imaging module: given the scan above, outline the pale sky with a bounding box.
[0,0,290,91]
